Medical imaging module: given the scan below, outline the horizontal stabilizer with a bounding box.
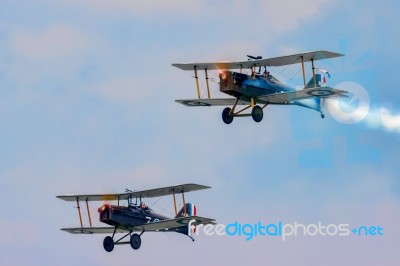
[257,87,348,104]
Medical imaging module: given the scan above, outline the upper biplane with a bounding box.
[57,183,215,252]
[172,50,348,124]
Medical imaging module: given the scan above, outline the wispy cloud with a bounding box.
[60,0,331,33]
[12,25,87,61]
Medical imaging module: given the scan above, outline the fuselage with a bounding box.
[219,71,321,112]
[98,204,190,235]
[99,204,169,230]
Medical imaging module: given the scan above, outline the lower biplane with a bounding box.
[173,50,349,124]
[57,183,215,252]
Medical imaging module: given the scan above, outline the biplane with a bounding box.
[172,50,349,124]
[57,183,215,252]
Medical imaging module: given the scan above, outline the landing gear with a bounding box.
[222,102,267,124]
[103,228,142,252]
[222,107,234,124]
[103,236,114,252]
[251,105,263,122]
[130,233,141,250]
[321,113,325,119]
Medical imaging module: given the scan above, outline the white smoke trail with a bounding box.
[370,107,400,133]
[326,81,400,133]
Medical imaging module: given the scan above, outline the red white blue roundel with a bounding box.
[187,203,197,216]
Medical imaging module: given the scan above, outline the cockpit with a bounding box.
[129,202,153,212]
[261,70,278,83]
[266,74,279,83]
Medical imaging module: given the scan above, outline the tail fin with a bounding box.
[304,73,330,113]
[175,203,197,218]
[305,73,326,88]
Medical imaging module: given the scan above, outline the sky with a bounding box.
[1,0,400,265]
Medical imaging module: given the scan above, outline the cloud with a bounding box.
[60,0,331,34]
[86,76,154,104]
[12,25,87,61]
[59,0,204,17]
[5,24,91,88]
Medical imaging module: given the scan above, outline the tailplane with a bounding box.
[305,73,327,89]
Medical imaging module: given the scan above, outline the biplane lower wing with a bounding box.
[61,216,215,234]
[176,98,249,107]
[176,87,348,107]
[61,227,126,234]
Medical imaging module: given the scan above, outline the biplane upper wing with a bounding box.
[57,183,211,202]
[61,216,216,234]
[172,50,343,70]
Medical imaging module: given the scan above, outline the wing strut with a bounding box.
[311,59,316,88]
[194,66,201,99]
[86,199,92,227]
[75,197,94,228]
[182,192,187,216]
[172,190,178,216]
[205,68,211,98]
[300,56,306,88]
[76,198,83,228]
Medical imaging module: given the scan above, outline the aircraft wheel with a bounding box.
[251,105,263,122]
[321,113,325,119]
[222,107,234,124]
[103,236,114,252]
[130,233,141,250]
